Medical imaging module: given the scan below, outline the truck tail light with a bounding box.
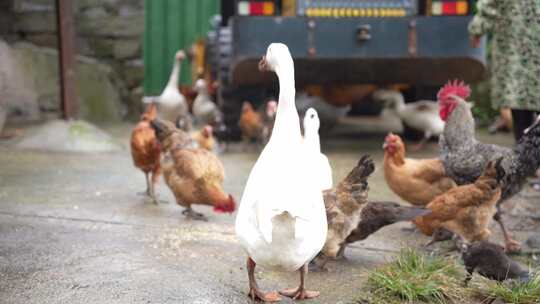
[237,1,275,16]
[432,1,468,16]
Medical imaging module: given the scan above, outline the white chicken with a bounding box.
[192,78,222,126]
[235,43,327,302]
[144,50,190,127]
[303,108,333,191]
[373,89,444,150]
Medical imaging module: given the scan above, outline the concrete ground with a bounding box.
[0,120,539,304]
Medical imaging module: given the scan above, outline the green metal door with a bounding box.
[144,0,220,95]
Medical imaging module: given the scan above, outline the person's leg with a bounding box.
[511,109,535,142]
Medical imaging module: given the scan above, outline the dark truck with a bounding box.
[206,0,486,137]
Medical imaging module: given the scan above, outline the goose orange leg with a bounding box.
[247,257,281,302]
[279,264,320,300]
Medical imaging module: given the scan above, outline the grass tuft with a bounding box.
[474,272,540,304]
[366,248,467,304]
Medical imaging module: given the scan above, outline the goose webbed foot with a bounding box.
[249,289,281,302]
[279,264,320,300]
[247,257,281,302]
[279,288,319,300]
[182,208,208,221]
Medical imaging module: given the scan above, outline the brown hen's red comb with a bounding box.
[385,133,398,142]
[437,79,471,102]
[213,195,236,213]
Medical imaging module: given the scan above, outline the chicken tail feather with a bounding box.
[344,155,375,184]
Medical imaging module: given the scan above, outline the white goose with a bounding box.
[235,43,327,302]
[373,89,444,150]
[147,50,189,124]
[192,78,222,126]
[303,108,333,191]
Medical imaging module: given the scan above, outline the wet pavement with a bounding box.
[0,121,538,304]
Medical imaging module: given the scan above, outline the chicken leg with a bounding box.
[409,131,432,152]
[181,206,208,221]
[137,172,152,197]
[146,172,161,205]
[139,172,166,204]
[247,257,281,302]
[309,253,329,272]
[424,228,454,248]
[336,244,347,259]
[493,211,521,253]
[149,170,168,204]
[463,266,475,286]
[279,264,320,300]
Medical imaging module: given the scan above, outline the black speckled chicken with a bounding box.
[438,80,540,252]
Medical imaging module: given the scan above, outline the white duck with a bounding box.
[192,78,221,126]
[146,50,189,124]
[303,108,333,191]
[235,43,327,302]
[373,89,444,150]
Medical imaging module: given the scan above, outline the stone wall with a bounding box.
[2,0,145,121]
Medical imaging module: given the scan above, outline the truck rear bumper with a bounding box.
[229,16,486,86]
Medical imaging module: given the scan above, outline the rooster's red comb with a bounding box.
[437,79,471,102]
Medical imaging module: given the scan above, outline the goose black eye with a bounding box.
[310,114,315,119]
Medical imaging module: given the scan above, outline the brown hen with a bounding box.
[130,102,162,204]
[191,125,215,152]
[150,119,235,220]
[414,158,505,245]
[383,133,456,206]
[239,101,263,146]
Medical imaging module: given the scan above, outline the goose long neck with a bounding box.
[198,88,209,98]
[304,130,321,153]
[271,63,301,140]
[393,94,405,114]
[167,59,181,88]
